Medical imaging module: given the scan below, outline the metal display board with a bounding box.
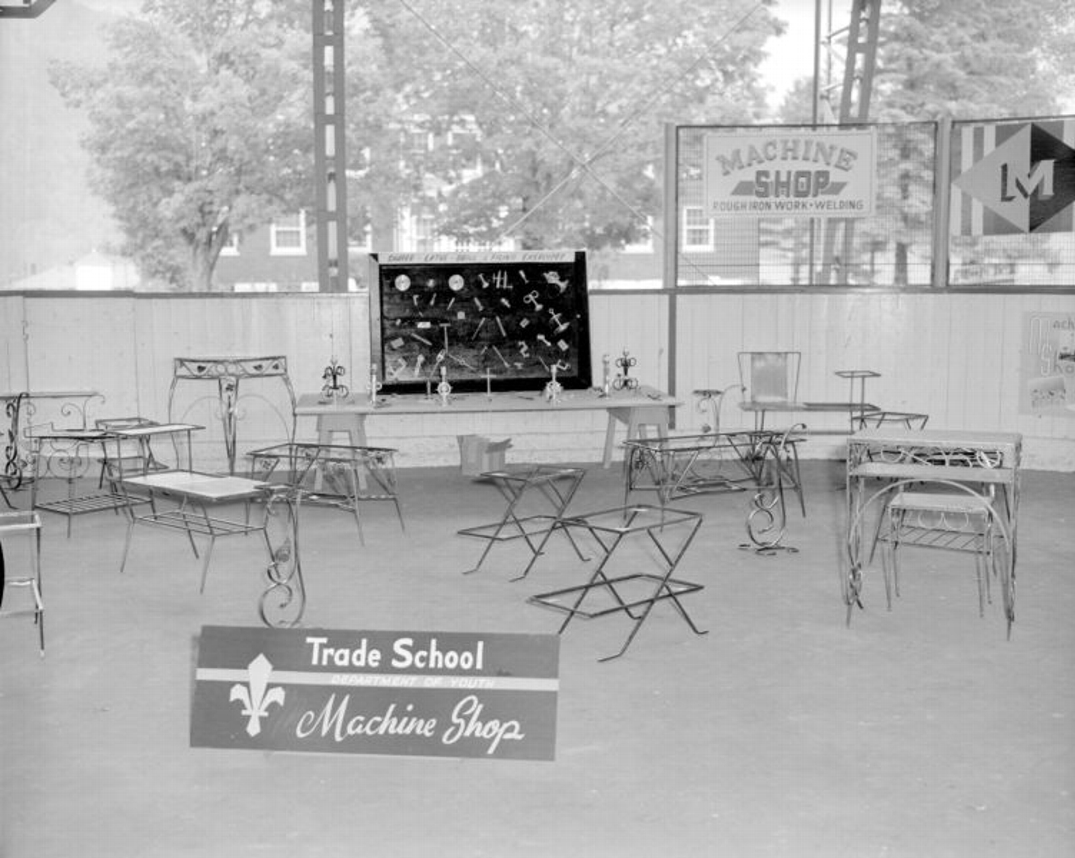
[368,251,591,395]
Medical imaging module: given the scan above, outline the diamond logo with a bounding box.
[953,124,1075,234]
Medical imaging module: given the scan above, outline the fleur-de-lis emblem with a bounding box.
[229,653,286,737]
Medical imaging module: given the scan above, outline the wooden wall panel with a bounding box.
[588,292,667,390]
[0,295,28,391]
[673,290,1075,466]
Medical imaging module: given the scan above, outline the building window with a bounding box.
[415,212,437,252]
[682,207,712,250]
[270,211,307,256]
[219,231,240,257]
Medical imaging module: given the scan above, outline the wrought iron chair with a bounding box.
[737,351,802,430]
[0,510,44,655]
[882,487,1001,618]
[853,409,931,562]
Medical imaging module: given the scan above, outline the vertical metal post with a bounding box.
[819,0,882,286]
[312,0,349,293]
[662,122,679,414]
[931,115,953,289]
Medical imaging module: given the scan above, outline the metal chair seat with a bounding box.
[883,489,997,617]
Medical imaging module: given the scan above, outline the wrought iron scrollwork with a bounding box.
[258,487,305,628]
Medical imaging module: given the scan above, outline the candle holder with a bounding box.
[321,357,349,401]
[437,366,453,407]
[613,349,640,391]
[544,365,563,404]
[368,363,383,405]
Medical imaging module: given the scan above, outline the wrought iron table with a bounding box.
[28,422,202,537]
[118,470,305,627]
[168,356,296,475]
[844,427,1021,635]
[2,389,102,492]
[29,428,132,537]
[458,464,588,579]
[528,504,706,662]
[247,441,404,545]
[622,427,807,554]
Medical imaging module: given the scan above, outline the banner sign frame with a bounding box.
[950,118,1075,236]
[191,626,560,761]
[702,127,877,219]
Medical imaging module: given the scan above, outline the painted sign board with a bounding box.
[1021,311,1075,417]
[951,118,1075,236]
[703,127,877,219]
[191,626,560,760]
[368,250,591,396]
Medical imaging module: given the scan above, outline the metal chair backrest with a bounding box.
[738,351,801,405]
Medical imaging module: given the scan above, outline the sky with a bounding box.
[76,0,845,109]
[761,0,854,104]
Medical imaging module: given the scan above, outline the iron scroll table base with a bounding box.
[529,504,706,662]
[622,428,806,555]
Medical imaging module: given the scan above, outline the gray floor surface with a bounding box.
[1,460,1072,858]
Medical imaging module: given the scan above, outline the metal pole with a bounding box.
[313,0,349,293]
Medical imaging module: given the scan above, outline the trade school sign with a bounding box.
[703,128,877,218]
[191,626,559,760]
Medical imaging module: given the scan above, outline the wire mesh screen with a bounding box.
[673,122,937,288]
[948,116,1075,289]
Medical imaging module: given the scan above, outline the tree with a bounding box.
[875,0,1075,285]
[351,0,782,251]
[50,0,313,291]
[775,0,1075,286]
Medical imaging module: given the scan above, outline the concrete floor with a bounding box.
[1,459,1072,858]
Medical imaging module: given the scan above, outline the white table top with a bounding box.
[295,386,680,416]
[110,422,203,439]
[122,471,271,502]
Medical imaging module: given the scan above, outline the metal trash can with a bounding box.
[457,435,512,477]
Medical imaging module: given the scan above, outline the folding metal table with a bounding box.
[457,464,588,579]
[528,504,706,662]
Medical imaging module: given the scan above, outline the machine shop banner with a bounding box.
[951,118,1075,235]
[1021,312,1075,417]
[191,626,560,760]
[703,128,877,218]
